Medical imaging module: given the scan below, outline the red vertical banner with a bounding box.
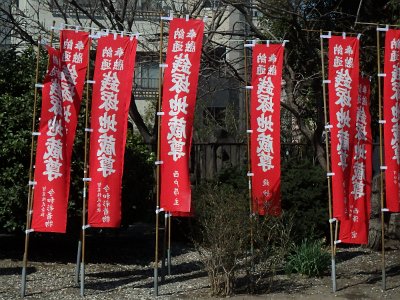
[249,43,284,216]
[339,76,372,244]
[60,30,90,162]
[328,35,360,220]
[384,29,400,212]
[159,18,204,212]
[88,35,138,227]
[31,47,68,233]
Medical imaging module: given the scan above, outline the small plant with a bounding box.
[285,238,330,277]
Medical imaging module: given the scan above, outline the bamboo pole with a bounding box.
[303,29,360,36]
[21,22,56,296]
[20,36,42,298]
[79,36,93,297]
[243,41,255,279]
[320,29,337,293]
[376,27,386,291]
[154,15,164,297]
[356,21,400,28]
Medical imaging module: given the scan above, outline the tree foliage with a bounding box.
[0,48,45,232]
[0,47,154,233]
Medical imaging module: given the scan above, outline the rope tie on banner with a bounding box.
[378,73,387,77]
[84,128,93,132]
[323,80,331,84]
[155,161,164,165]
[327,172,335,177]
[156,207,165,214]
[157,111,165,116]
[86,80,95,84]
[130,33,140,41]
[159,63,168,68]
[82,178,92,182]
[324,124,333,130]
[246,129,253,134]
[334,240,342,245]
[32,132,41,136]
[329,218,337,224]
[28,181,37,186]
[245,86,253,89]
[247,172,254,177]
[380,166,388,170]
[25,229,34,235]
[381,208,389,212]
[35,83,44,88]
[378,120,386,124]
[29,210,33,215]
[82,224,91,230]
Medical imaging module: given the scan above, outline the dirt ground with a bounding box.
[1,223,400,299]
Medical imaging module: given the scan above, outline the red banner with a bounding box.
[159,18,204,212]
[339,76,372,244]
[87,35,138,227]
[60,30,90,164]
[249,43,284,216]
[328,35,360,220]
[31,47,68,232]
[384,29,400,212]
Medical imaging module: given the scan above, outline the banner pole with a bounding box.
[154,15,164,297]
[376,27,386,291]
[75,240,81,285]
[21,21,56,296]
[79,35,92,297]
[20,35,42,298]
[320,29,337,293]
[243,41,255,280]
[167,213,172,275]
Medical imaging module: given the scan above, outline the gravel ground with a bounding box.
[1,224,400,299]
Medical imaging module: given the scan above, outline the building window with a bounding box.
[135,62,159,90]
[204,0,220,10]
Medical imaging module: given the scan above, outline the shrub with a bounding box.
[285,238,330,277]
[193,182,248,296]
[193,179,293,296]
